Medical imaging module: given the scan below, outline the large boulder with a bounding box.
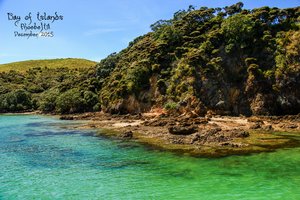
[168,125,198,135]
[119,131,133,139]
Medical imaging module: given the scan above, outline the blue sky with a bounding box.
[0,0,299,64]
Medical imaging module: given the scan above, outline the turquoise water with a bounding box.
[1,115,300,200]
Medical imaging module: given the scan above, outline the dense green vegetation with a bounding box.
[0,3,299,115]
[0,61,100,113]
[97,3,300,115]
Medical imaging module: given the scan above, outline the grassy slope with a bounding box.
[0,58,97,72]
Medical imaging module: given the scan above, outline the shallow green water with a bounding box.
[1,115,300,200]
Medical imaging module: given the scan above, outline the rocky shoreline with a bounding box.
[59,111,300,157]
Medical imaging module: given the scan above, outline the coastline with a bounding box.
[2,111,299,157]
[64,111,300,157]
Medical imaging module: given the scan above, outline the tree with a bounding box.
[56,88,85,114]
[96,52,118,80]
[221,14,255,53]
[224,2,244,16]
[83,90,99,111]
[0,89,32,112]
[150,20,172,32]
[39,89,59,112]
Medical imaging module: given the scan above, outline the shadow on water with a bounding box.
[25,122,50,127]
[166,169,195,179]
[116,142,141,150]
[215,172,243,177]
[25,121,85,129]
[24,130,80,137]
[24,145,85,169]
[1,140,86,169]
[24,130,97,138]
[6,136,26,143]
[94,160,150,170]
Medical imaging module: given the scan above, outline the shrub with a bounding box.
[56,88,85,114]
[39,89,59,112]
[0,89,32,112]
[83,91,99,111]
[164,101,179,110]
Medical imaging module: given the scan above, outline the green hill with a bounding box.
[97,3,300,116]
[0,58,97,72]
[0,58,99,113]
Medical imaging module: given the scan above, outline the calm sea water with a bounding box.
[1,115,300,200]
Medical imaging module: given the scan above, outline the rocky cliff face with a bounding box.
[96,4,300,116]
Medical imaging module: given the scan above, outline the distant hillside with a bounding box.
[0,58,99,114]
[0,58,97,72]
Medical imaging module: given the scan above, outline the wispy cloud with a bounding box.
[84,17,140,37]
[84,28,125,36]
